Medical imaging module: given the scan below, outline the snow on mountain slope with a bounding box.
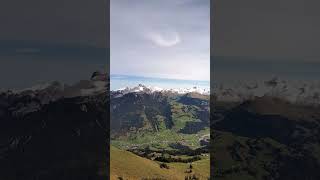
[114,84,210,95]
[2,80,108,104]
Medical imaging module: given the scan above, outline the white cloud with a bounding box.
[145,31,181,47]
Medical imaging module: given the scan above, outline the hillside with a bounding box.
[110,146,183,180]
[212,95,320,179]
[110,90,210,150]
[110,146,209,180]
[0,82,108,180]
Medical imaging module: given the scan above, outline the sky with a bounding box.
[0,0,108,89]
[2,0,319,89]
[212,0,320,83]
[110,0,210,81]
[0,0,107,47]
[213,0,320,60]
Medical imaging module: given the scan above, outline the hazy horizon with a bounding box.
[110,74,210,91]
[111,74,210,82]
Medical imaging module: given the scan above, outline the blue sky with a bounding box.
[110,0,210,81]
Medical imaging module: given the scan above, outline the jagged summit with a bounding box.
[91,71,107,81]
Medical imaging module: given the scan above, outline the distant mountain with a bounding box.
[110,89,210,138]
[212,78,320,106]
[112,84,210,95]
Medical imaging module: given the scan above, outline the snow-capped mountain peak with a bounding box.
[113,84,210,95]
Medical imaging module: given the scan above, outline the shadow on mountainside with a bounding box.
[211,96,320,180]
[0,90,109,180]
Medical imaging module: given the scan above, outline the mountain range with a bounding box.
[212,95,320,179]
[110,84,210,179]
[0,80,108,180]
[1,77,319,179]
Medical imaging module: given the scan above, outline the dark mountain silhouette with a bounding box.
[0,85,108,180]
[212,95,320,179]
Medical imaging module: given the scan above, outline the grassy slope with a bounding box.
[212,131,293,180]
[170,157,210,179]
[110,146,184,180]
[110,146,209,180]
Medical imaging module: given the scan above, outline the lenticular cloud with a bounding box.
[146,31,181,47]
